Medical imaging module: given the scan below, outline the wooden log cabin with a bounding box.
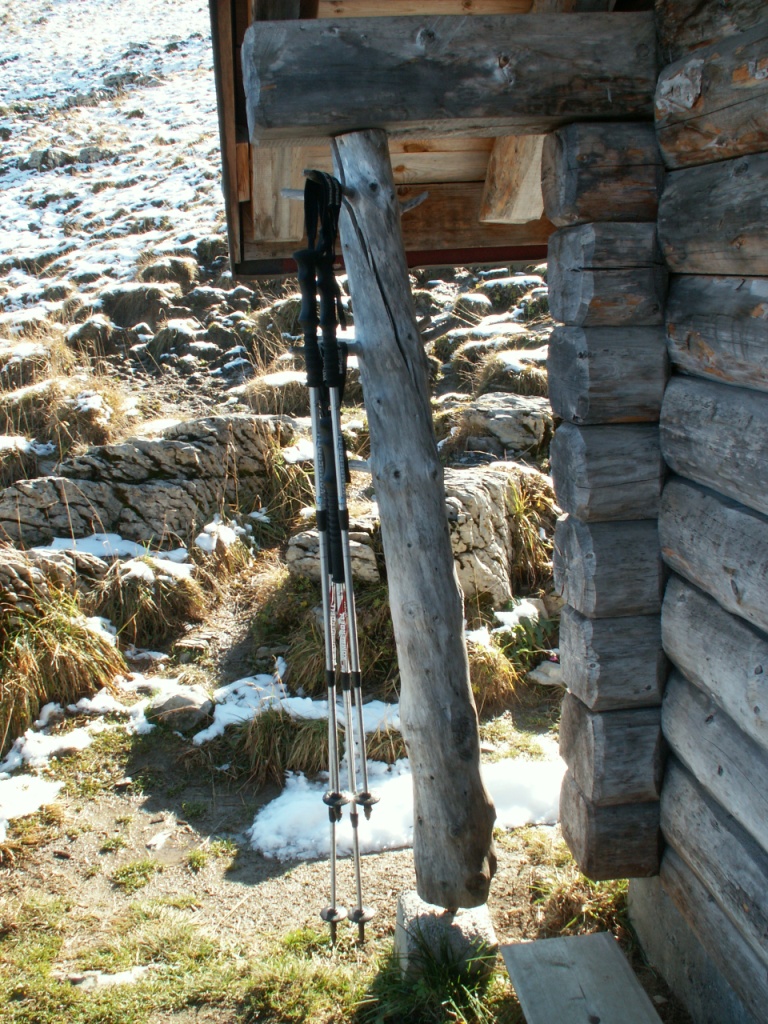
[209,1,768,1019]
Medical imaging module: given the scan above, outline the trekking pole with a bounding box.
[294,245,346,943]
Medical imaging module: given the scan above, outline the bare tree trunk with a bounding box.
[332,128,496,909]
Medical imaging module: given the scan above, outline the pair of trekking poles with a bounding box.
[293,171,377,943]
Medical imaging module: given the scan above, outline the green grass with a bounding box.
[111,859,161,894]
[99,834,127,854]
[186,848,209,873]
[180,799,207,820]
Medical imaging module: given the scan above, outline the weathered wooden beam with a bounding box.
[655,23,768,170]
[662,574,768,756]
[554,515,663,618]
[241,13,657,143]
[660,477,768,637]
[251,147,305,243]
[560,693,663,806]
[561,606,666,711]
[548,224,667,326]
[210,0,242,263]
[317,1,534,14]
[666,275,768,395]
[560,769,661,880]
[332,129,496,910]
[547,327,668,424]
[551,422,663,521]
[479,135,545,224]
[655,0,767,63]
[663,670,768,856]
[661,376,768,519]
[660,847,768,1024]
[542,123,663,227]
[662,758,768,970]
[658,152,768,275]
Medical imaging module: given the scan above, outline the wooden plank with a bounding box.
[662,670,768,855]
[502,932,663,1024]
[655,0,768,63]
[316,1,534,14]
[210,0,242,263]
[659,476,768,636]
[250,147,305,243]
[547,326,668,424]
[660,847,768,1024]
[655,24,768,170]
[333,129,495,910]
[236,139,251,202]
[658,152,768,275]
[479,135,545,224]
[551,422,663,521]
[253,1,301,17]
[542,122,663,227]
[304,137,493,184]
[559,692,663,806]
[554,515,663,618]
[561,606,666,711]
[560,769,660,880]
[661,376,768,519]
[548,223,666,327]
[662,574,768,756]
[241,13,658,144]
[662,758,768,969]
[666,274,768,394]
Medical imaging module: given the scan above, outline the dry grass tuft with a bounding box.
[236,709,329,789]
[365,727,406,764]
[244,371,309,418]
[506,471,557,593]
[257,441,316,538]
[473,356,548,399]
[467,639,521,716]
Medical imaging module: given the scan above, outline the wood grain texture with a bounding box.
[662,574,768,756]
[561,605,666,711]
[241,13,657,143]
[662,670,768,861]
[479,134,545,224]
[666,274,768,394]
[333,129,496,910]
[662,758,768,969]
[655,0,768,63]
[317,1,534,14]
[560,769,661,880]
[210,0,242,263]
[655,23,768,169]
[551,422,664,521]
[660,846,768,1024]
[554,514,663,618]
[659,476,768,636]
[548,224,667,326]
[547,326,668,424]
[502,932,663,1024]
[661,375,768,519]
[658,152,768,275]
[559,692,663,806]
[542,122,663,227]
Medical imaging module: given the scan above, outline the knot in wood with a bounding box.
[416,26,436,50]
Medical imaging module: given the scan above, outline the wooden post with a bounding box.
[332,128,496,910]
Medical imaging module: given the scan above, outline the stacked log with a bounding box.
[543,121,667,880]
[628,9,768,1019]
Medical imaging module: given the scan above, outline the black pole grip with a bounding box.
[316,254,343,389]
[319,410,344,584]
[293,248,324,389]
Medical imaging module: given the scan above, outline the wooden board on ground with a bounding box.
[502,931,663,1024]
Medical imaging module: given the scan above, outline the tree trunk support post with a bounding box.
[331,128,496,911]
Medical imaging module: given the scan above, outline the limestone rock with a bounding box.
[462,393,553,454]
[286,526,380,583]
[66,315,118,357]
[145,684,213,732]
[395,891,498,980]
[475,274,545,309]
[99,282,183,328]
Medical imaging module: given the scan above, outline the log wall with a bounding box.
[545,120,667,881]
[627,11,768,1022]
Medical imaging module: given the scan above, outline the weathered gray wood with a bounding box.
[252,1,301,18]
[551,422,664,521]
[560,769,661,880]
[661,376,768,519]
[666,275,768,394]
[559,692,663,806]
[662,670,768,855]
[662,575,768,756]
[501,932,663,1024]
[660,477,768,636]
[662,758,768,969]
[658,152,768,275]
[547,327,668,425]
[241,13,658,144]
[548,224,667,326]
[655,0,768,63]
[542,123,663,227]
[554,515,664,618]
[660,847,768,1024]
[655,23,768,169]
[561,605,666,711]
[332,130,495,910]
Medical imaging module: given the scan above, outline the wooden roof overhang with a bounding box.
[208,1,656,279]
